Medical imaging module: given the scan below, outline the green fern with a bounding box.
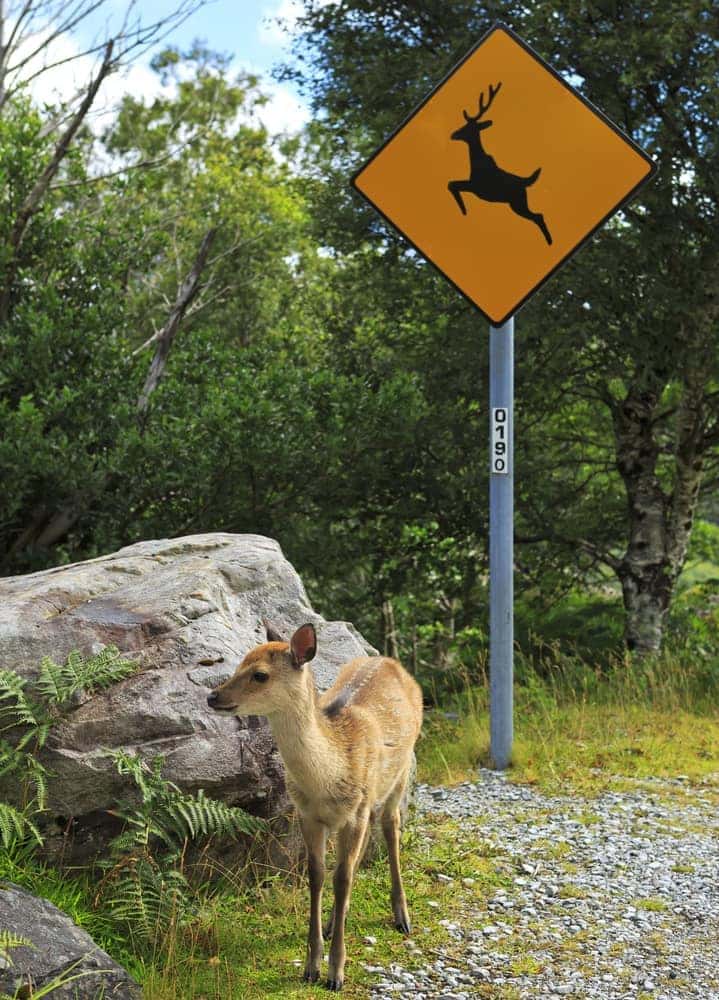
[0,929,34,966]
[36,647,136,705]
[98,750,266,944]
[103,856,192,945]
[0,647,138,853]
[106,750,264,852]
[0,671,45,731]
[0,803,42,849]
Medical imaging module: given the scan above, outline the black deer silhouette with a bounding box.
[448,82,552,246]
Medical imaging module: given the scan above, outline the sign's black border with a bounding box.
[349,21,658,327]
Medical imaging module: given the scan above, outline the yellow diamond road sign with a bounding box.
[351,23,656,327]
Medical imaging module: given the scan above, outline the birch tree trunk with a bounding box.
[613,329,709,654]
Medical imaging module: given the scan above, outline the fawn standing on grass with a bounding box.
[207,621,423,992]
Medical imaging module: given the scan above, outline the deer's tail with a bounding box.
[524,167,542,186]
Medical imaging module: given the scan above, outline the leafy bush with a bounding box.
[0,647,138,851]
[95,751,266,948]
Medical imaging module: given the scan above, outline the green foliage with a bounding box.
[0,647,137,851]
[35,647,137,706]
[107,751,263,852]
[684,519,719,570]
[286,0,719,655]
[0,6,716,682]
[96,750,265,948]
[0,803,41,852]
[0,929,33,967]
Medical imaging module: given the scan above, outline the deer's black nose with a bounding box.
[207,691,218,706]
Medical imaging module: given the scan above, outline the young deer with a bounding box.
[207,621,423,992]
[448,81,553,245]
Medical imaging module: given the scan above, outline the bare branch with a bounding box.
[6,1,106,81]
[517,531,622,573]
[0,0,206,113]
[49,142,193,188]
[137,226,218,420]
[0,38,114,321]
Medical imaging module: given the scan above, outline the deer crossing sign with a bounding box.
[351,23,656,326]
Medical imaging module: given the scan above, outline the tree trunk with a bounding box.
[381,597,399,660]
[613,369,705,654]
[619,571,671,655]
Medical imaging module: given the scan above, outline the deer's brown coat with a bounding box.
[207,623,423,991]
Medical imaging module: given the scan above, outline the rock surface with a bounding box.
[0,881,141,998]
[0,533,375,850]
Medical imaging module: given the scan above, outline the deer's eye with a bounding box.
[252,672,269,684]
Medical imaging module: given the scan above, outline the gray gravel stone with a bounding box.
[369,768,719,1000]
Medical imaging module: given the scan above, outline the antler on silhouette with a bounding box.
[464,82,502,122]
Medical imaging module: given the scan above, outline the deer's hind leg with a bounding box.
[381,768,413,934]
[509,189,553,245]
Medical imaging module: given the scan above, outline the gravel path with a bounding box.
[367,770,719,1000]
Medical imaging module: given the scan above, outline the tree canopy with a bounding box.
[0,0,717,668]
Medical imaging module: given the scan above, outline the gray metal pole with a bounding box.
[489,317,514,769]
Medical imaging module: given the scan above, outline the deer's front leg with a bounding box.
[324,816,372,940]
[327,808,371,992]
[300,816,327,984]
[448,179,469,215]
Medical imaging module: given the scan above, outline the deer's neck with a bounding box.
[267,678,346,796]
[468,137,492,169]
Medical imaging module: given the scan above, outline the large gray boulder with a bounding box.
[0,882,141,998]
[0,534,375,853]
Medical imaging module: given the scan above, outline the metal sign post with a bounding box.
[489,318,514,769]
[349,22,656,772]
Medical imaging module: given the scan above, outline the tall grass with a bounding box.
[418,639,719,792]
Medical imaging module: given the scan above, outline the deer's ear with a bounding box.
[263,619,286,644]
[290,623,317,669]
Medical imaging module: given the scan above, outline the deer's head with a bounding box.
[206,621,317,718]
[451,81,502,142]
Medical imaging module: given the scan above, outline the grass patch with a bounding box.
[417,647,719,794]
[636,898,668,912]
[558,884,587,899]
[139,813,509,999]
[509,955,544,976]
[1,813,504,1000]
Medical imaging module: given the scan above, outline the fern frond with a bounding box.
[36,647,137,706]
[0,670,27,703]
[0,671,44,730]
[103,856,192,942]
[0,929,34,965]
[107,750,265,850]
[35,656,68,705]
[0,803,42,849]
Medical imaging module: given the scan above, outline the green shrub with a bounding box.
[94,750,266,949]
[0,647,138,851]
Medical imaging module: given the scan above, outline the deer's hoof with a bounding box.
[325,978,343,991]
[395,917,411,934]
[303,969,320,983]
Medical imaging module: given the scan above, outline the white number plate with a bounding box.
[491,407,510,474]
